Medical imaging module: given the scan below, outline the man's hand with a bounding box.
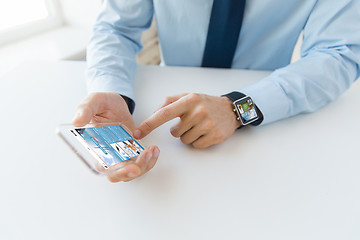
[72,92,160,182]
[133,93,241,149]
[73,92,135,130]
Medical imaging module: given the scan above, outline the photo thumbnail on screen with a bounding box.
[72,125,144,169]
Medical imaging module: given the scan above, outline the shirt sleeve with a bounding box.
[86,0,154,107]
[240,0,360,125]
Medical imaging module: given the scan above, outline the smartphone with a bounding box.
[56,123,145,175]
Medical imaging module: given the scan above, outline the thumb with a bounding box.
[72,106,95,127]
[72,94,101,126]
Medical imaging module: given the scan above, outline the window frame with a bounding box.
[0,0,64,46]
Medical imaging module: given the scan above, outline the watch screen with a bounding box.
[235,97,258,124]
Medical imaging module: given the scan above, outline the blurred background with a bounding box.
[0,0,161,77]
[0,0,302,77]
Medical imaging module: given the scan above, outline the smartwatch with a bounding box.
[222,91,263,127]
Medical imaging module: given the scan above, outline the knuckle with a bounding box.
[199,104,210,115]
[193,108,206,119]
[76,104,92,115]
[204,120,215,130]
[143,120,153,131]
[170,127,180,138]
[81,105,92,113]
[213,131,226,144]
[158,107,171,119]
[192,141,206,149]
[90,92,104,102]
[180,136,191,145]
[187,93,202,104]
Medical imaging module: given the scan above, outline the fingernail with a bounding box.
[145,152,152,163]
[153,148,160,159]
[133,129,142,139]
[127,172,138,178]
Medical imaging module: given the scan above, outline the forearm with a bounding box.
[241,0,360,125]
[241,48,359,125]
[86,0,154,102]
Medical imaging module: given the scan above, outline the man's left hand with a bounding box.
[133,93,241,149]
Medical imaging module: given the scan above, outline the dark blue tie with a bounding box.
[202,0,246,68]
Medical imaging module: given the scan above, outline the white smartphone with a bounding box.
[56,123,145,175]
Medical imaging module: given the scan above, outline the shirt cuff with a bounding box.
[120,95,135,114]
[240,77,290,125]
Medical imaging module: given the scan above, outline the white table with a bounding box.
[1,61,359,240]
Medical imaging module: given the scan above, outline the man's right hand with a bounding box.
[72,92,160,182]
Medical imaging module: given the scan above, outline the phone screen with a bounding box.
[70,125,144,169]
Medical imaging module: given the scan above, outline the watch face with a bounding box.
[234,97,259,125]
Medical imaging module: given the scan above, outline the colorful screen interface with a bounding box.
[237,98,258,123]
[71,125,144,168]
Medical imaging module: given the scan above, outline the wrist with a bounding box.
[221,96,243,130]
[221,91,263,128]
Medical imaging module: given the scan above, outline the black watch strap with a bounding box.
[222,91,264,126]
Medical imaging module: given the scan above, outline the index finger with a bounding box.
[134,98,188,139]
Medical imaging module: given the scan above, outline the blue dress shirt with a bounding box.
[86,0,360,125]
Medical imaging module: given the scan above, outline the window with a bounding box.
[0,0,63,46]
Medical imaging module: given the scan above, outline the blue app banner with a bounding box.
[74,125,144,168]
